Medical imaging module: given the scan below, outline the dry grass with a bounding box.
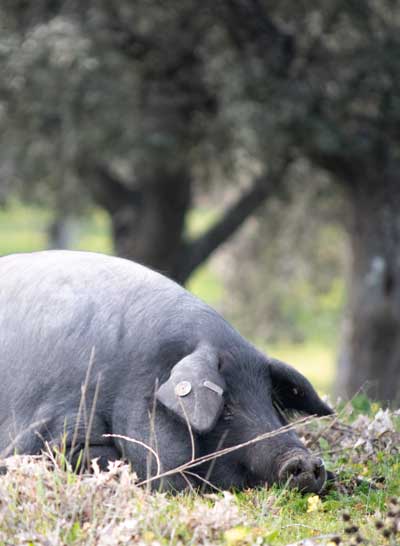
[0,404,399,546]
[0,455,246,545]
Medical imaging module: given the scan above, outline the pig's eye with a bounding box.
[223,403,234,421]
[292,387,304,397]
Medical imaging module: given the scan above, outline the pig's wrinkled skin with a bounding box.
[0,251,332,492]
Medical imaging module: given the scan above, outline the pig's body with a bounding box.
[0,251,332,491]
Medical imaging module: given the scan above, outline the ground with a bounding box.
[0,402,398,546]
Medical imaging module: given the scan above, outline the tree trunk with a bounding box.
[47,214,74,249]
[338,172,400,405]
[88,165,191,277]
[112,177,191,278]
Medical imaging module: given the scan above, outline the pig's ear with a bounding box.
[156,345,225,434]
[269,358,333,416]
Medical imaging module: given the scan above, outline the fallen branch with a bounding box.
[104,413,332,488]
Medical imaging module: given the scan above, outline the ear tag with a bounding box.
[175,380,192,397]
[156,345,226,433]
[203,380,224,396]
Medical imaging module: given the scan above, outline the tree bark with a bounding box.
[175,175,273,284]
[90,165,191,277]
[338,171,400,405]
[47,214,74,249]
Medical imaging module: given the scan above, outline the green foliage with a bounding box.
[351,394,374,416]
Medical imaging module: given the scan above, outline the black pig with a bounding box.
[0,251,332,492]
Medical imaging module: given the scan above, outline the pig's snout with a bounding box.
[278,453,326,493]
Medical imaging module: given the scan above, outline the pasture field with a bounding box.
[0,403,399,545]
[0,203,398,545]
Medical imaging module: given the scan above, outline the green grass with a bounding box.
[187,263,225,307]
[0,202,112,255]
[0,405,399,545]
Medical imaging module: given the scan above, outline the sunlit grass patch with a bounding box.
[188,263,225,306]
[0,202,112,256]
[0,201,49,254]
[72,210,112,254]
[186,207,220,239]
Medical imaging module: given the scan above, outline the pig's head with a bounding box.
[156,344,333,493]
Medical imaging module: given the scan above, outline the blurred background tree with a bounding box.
[0,0,399,404]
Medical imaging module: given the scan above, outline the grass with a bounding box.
[0,201,113,255]
[0,404,399,545]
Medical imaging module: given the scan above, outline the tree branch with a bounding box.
[78,163,141,214]
[98,2,156,61]
[214,0,294,76]
[305,151,359,187]
[175,159,291,284]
